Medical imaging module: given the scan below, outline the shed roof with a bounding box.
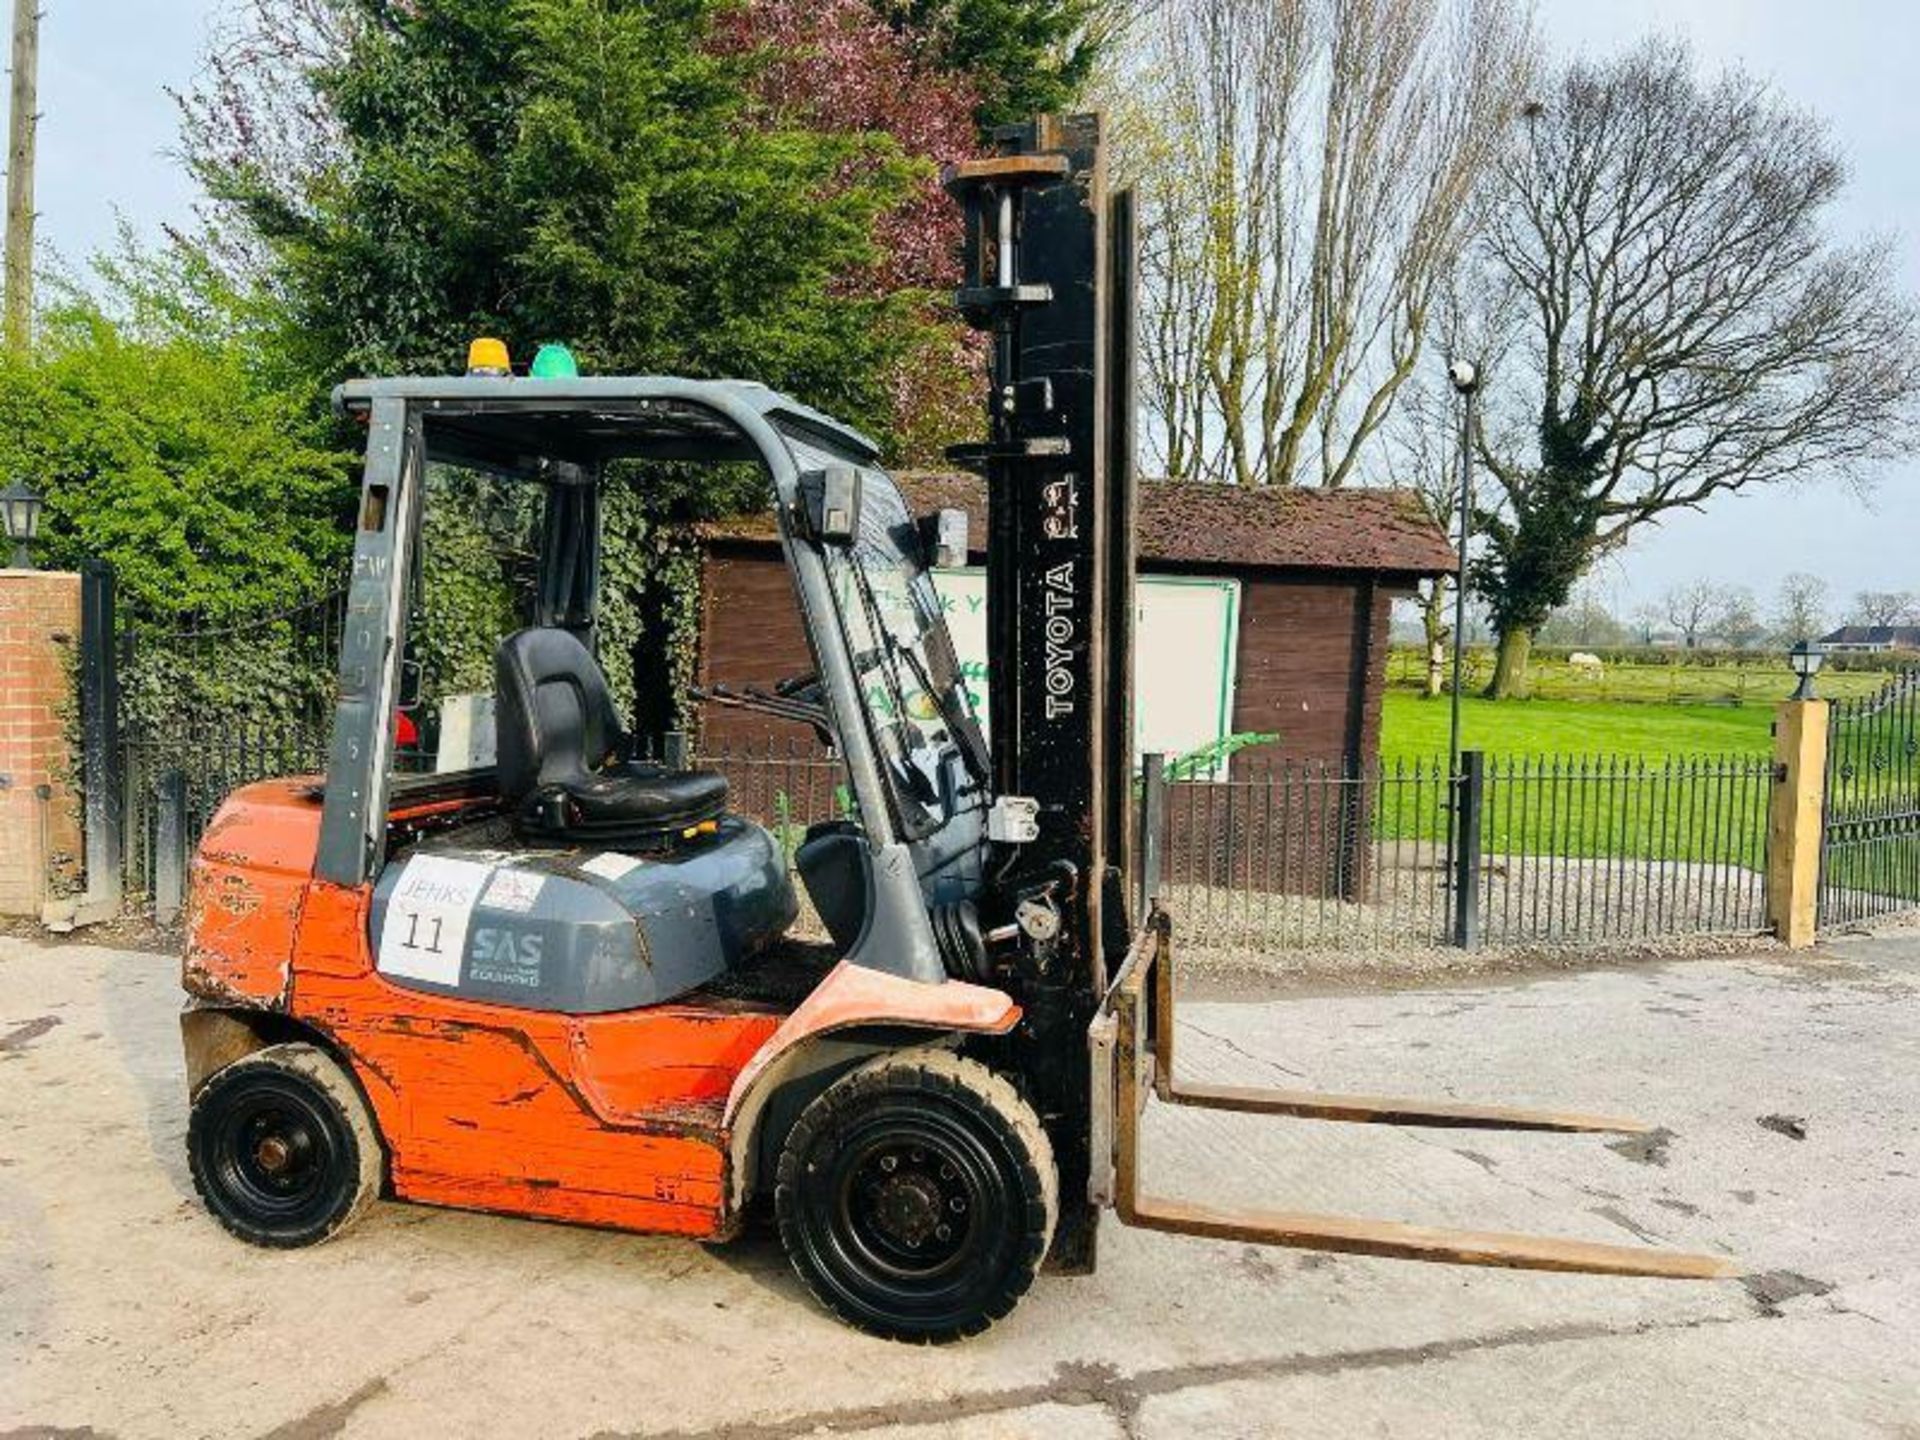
[703,472,1457,577]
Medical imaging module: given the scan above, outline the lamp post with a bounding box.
[1787,640,1827,701]
[1,476,44,569]
[1445,359,1479,777]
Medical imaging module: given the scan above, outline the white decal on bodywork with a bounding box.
[580,852,644,882]
[481,867,546,914]
[378,854,489,985]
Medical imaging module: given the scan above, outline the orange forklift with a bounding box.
[180,113,1736,1342]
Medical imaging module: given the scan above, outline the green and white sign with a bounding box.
[930,569,1241,773]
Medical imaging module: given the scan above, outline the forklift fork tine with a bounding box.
[1121,1195,1741,1280]
[1160,1080,1650,1135]
[1096,917,1742,1283]
[1141,915,1648,1134]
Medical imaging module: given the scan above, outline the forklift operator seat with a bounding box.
[494,627,729,850]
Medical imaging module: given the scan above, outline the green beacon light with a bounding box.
[531,343,580,380]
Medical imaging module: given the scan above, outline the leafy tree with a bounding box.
[712,0,985,462]
[191,0,927,444]
[0,240,351,623]
[882,0,1108,132]
[1471,39,1920,697]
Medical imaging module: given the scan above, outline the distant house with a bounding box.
[693,474,1456,771]
[1819,625,1920,654]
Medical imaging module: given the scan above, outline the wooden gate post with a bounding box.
[1767,698,1830,948]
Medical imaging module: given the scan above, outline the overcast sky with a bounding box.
[20,0,1920,625]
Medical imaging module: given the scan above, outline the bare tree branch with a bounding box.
[1469,37,1920,696]
[1108,0,1534,484]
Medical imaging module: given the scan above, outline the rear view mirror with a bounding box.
[921,507,970,568]
[799,466,863,545]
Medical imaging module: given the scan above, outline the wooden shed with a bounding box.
[691,473,1455,771]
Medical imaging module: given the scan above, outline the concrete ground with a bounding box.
[2,931,1917,1439]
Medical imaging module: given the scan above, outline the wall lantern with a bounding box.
[1,477,45,570]
[1787,640,1826,701]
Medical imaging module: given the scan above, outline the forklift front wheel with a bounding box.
[774,1047,1057,1343]
[188,1043,383,1249]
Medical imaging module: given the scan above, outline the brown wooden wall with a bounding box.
[695,541,820,751]
[696,544,1399,769]
[1227,572,1391,769]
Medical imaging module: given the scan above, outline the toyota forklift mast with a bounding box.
[945,114,1138,1268]
[949,115,1739,1285]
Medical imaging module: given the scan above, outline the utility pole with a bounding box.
[4,0,40,358]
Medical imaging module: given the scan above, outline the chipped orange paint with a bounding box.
[183,781,1023,1240]
[184,781,322,1006]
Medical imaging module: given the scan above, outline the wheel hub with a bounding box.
[851,1143,973,1265]
[873,1172,944,1247]
[242,1110,315,1191]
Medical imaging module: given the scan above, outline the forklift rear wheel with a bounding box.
[774,1047,1057,1342]
[188,1042,383,1249]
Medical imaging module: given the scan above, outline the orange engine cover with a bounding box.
[183,780,781,1238]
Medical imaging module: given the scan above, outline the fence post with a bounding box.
[1138,752,1166,917]
[663,730,688,771]
[1451,750,1485,950]
[154,769,188,927]
[1767,697,1830,948]
[78,561,122,918]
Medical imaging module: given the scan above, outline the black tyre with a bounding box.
[775,1047,1057,1342]
[188,1042,383,1248]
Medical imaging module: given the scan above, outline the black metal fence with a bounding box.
[1139,750,1774,959]
[120,720,332,917]
[111,714,1777,957]
[81,553,1781,958]
[686,741,1773,956]
[1820,669,1920,929]
[114,588,344,918]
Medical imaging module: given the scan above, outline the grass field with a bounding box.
[1357,689,1777,864]
[1366,672,1918,872]
[1379,691,1777,761]
[1386,649,1902,707]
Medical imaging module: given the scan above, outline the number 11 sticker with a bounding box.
[378,855,490,986]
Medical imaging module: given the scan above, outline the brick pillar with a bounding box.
[0,570,84,916]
